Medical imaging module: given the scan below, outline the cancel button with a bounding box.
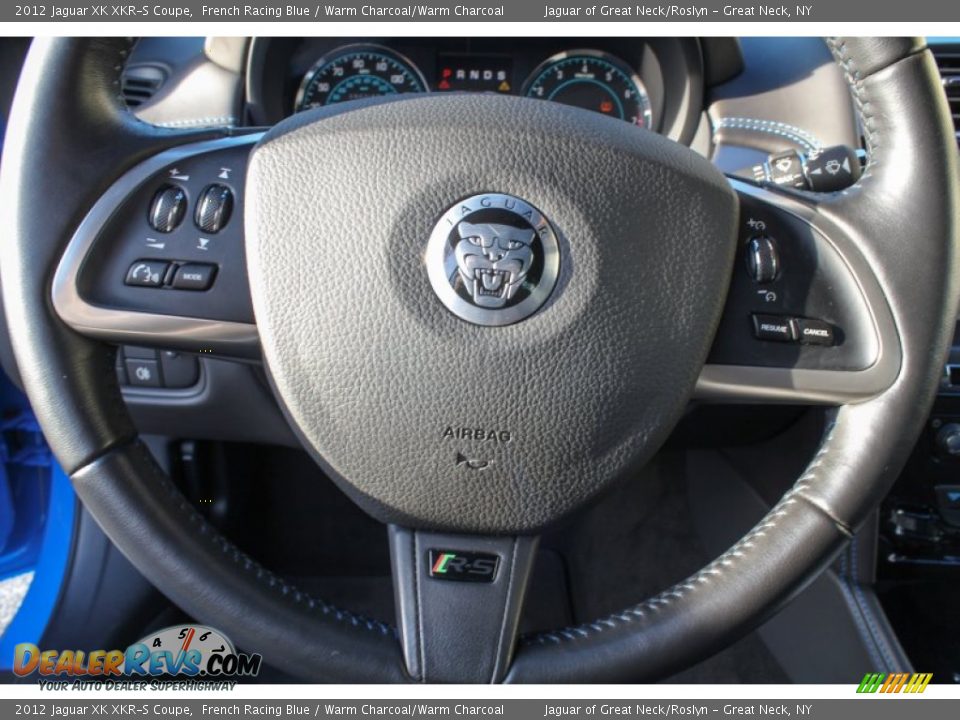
[797,318,836,346]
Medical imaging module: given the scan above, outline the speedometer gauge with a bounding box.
[523,50,653,128]
[294,45,427,112]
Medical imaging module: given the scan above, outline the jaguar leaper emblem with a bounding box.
[426,193,560,327]
[454,221,535,308]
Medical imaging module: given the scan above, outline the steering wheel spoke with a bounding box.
[52,133,261,360]
[388,527,538,683]
[695,178,901,404]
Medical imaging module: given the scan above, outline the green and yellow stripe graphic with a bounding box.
[857,672,933,694]
[431,552,457,574]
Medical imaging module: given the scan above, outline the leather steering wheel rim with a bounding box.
[1,37,957,683]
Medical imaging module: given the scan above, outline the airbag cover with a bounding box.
[245,94,737,532]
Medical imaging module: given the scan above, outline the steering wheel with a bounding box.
[1,37,957,683]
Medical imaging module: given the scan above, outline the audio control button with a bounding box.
[195,184,233,233]
[172,263,217,291]
[148,185,187,233]
[125,260,170,287]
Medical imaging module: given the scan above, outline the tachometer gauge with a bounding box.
[523,50,653,128]
[295,44,427,112]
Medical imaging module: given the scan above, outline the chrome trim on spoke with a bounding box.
[52,134,262,359]
[695,178,901,405]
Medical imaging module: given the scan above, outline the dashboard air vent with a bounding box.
[932,48,960,136]
[120,64,167,108]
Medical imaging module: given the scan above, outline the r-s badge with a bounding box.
[428,549,500,583]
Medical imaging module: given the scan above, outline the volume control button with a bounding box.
[148,185,187,233]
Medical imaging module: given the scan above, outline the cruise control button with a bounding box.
[125,358,161,387]
[172,263,216,291]
[752,314,796,342]
[125,260,170,287]
[746,236,779,284]
[796,318,835,346]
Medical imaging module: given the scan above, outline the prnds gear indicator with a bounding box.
[436,54,513,93]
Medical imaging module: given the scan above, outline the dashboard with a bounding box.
[245,38,709,143]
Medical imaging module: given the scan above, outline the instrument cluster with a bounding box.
[246,38,707,142]
[293,44,652,128]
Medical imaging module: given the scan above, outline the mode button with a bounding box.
[172,263,217,291]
